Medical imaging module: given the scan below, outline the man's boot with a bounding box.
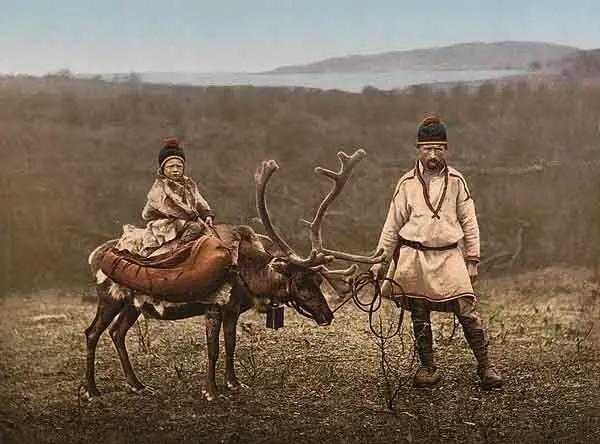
[412,320,441,388]
[462,324,503,390]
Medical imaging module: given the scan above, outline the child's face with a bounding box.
[162,158,184,181]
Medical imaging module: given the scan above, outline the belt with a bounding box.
[393,237,458,263]
[399,237,458,251]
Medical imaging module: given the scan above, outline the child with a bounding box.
[117,137,215,257]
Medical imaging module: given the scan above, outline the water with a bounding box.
[132,69,523,93]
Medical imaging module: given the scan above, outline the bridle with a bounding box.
[234,263,320,322]
[284,278,321,321]
[234,256,408,331]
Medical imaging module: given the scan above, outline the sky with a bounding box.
[1,0,599,75]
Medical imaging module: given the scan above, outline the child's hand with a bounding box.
[205,216,214,227]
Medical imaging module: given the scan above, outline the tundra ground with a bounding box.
[1,267,599,444]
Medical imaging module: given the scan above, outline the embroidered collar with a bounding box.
[415,160,449,219]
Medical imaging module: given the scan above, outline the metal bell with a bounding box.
[266,302,285,329]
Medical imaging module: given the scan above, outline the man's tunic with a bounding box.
[377,161,479,302]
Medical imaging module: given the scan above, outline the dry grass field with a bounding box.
[1,267,598,444]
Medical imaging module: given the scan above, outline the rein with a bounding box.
[235,260,408,330]
[331,271,407,340]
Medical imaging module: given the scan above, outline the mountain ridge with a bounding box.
[266,41,579,73]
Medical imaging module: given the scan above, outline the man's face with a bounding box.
[163,158,185,181]
[417,144,446,172]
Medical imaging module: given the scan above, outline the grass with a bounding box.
[0,267,599,444]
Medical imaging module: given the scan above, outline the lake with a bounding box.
[133,69,524,93]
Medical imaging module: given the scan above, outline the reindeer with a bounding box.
[84,149,383,401]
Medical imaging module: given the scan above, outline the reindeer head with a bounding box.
[265,258,332,326]
[254,149,385,326]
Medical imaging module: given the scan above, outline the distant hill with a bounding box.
[267,41,579,73]
[476,48,600,90]
[543,48,600,76]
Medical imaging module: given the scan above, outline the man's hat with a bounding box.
[416,115,448,146]
[159,137,186,168]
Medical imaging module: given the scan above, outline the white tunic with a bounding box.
[376,161,480,302]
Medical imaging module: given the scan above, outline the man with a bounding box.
[370,115,503,390]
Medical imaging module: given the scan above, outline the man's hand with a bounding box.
[205,216,214,227]
[369,262,387,280]
[466,260,479,282]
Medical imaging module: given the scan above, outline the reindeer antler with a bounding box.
[254,149,385,269]
[303,149,385,264]
[311,263,359,277]
[255,160,334,267]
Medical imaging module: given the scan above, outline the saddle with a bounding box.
[99,233,233,302]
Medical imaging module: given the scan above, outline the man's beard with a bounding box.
[425,158,444,172]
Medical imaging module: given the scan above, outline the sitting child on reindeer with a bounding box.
[116,137,216,257]
[100,137,235,303]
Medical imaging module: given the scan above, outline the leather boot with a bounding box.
[412,320,441,388]
[462,324,503,390]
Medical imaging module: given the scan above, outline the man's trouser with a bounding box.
[405,297,491,371]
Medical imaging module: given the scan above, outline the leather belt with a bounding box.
[393,237,458,263]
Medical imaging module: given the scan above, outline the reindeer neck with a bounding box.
[237,247,285,297]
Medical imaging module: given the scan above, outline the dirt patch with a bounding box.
[1,268,599,444]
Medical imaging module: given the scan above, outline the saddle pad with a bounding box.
[100,234,233,302]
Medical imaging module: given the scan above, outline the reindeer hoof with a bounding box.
[81,385,101,399]
[201,388,226,401]
[128,384,155,395]
[81,390,99,401]
[201,388,216,401]
[226,380,249,391]
[142,386,157,395]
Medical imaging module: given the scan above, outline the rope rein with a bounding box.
[331,271,407,340]
[332,272,460,344]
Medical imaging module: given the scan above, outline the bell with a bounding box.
[266,303,285,330]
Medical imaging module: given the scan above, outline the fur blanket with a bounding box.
[117,174,215,257]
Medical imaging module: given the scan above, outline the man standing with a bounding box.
[370,115,503,390]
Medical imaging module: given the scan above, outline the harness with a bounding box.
[234,264,319,323]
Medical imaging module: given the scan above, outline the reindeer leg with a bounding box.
[84,286,124,397]
[223,305,247,391]
[202,305,223,401]
[108,303,145,392]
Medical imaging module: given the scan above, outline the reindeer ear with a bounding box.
[269,258,290,275]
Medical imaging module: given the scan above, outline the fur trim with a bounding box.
[95,270,108,284]
[109,283,129,301]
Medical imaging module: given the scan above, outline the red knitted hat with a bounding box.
[416,115,448,145]
[158,137,186,167]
